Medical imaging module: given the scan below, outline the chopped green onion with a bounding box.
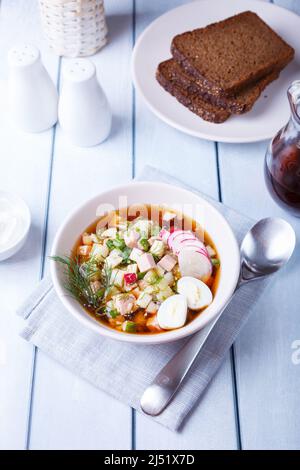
[114,233,126,250]
[137,272,146,280]
[139,238,150,251]
[114,239,126,249]
[211,258,220,266]
[95,288,105,298]
[106,239,115,250]
[106,235,126,251]
[109,309,119,319]
[122,321,136,333]
[152,275,163,285]
[147,271,161,285]
[120,247,132,265]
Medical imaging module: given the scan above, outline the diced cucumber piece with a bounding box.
[122,321,136,333]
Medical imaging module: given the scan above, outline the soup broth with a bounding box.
[70,205,220,335]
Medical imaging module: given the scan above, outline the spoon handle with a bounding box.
[140,266,264,416]
[140,308,225,416]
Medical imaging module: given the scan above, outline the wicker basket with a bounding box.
[39,0,108,57]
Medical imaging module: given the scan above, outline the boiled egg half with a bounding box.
[157,294,187,330]
[177,276,213,310]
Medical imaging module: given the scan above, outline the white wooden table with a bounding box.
[1,0,300,450]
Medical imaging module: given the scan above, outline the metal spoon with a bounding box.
[140,218,296,416]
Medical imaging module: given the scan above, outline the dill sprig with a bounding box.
[51,255,112,312]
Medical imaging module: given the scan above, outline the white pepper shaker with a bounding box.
[8,44,58,132]
[58,59,112,147]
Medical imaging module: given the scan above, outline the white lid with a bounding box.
[8,44,40,68]
[62,59,96,83]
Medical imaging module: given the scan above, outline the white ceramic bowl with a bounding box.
[0,191,31,262]
[50,182,240,344]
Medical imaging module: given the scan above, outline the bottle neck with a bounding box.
[288,81,300,127]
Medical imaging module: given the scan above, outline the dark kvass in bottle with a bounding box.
[265,81,300,217]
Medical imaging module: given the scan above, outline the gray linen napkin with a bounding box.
[17,166,268,431]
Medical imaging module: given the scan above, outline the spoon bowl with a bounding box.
[241,217,296,276]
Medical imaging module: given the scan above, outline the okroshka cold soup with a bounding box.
[51,182,240,344]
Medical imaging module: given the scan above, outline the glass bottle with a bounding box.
[265,80,300,216]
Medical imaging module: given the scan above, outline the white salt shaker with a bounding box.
[58,59,112,147]
[8,44,58,132]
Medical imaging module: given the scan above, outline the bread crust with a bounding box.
[156,66,231,123]
[171,11,294,95]
[157,59,279,114]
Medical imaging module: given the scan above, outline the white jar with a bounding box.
[8,44,58,132]
[58,59,112,147]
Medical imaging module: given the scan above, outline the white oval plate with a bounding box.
[132,0,300,143]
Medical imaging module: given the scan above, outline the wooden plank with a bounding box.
[0,0,59,449]
[218,0,300,450]
[27,0,134,450]
[219,144,300,450]
[134,0,238,450]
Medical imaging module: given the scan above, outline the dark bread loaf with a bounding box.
[171,11,294,95]
[156,64,230,123]
[157,59,279,114]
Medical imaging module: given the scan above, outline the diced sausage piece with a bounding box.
[115,294,136,316]
[158,254,177,272]
[137,253,156,273]
[124,230,140,248]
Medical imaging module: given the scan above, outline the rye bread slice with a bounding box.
[156,64,230,123]
[171,11,294,95]
[158,59,279,114]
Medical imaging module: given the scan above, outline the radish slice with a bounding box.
[167,229,187,249]
[169,230,196,251]
[177,276,213,310]
[178,247,212,282]
[175,239,208,256]
[157,294,187,330]
[172,236,197,254]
